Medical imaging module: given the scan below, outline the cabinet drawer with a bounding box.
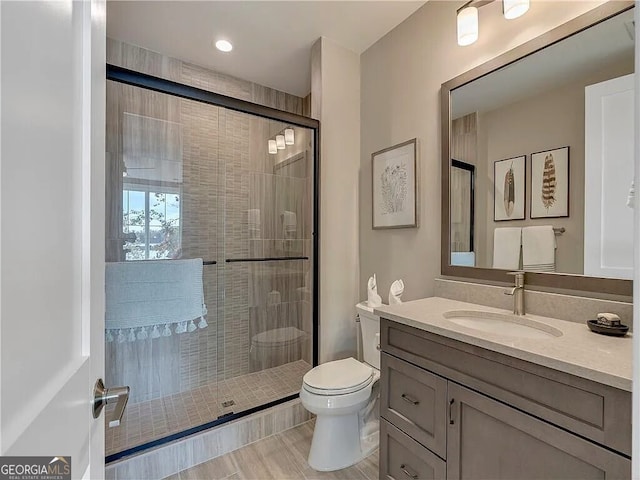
[380,418,446,480]
[382,319,631,456]
[381,353,448,459]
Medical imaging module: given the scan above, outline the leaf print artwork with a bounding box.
[541,153,557,210]
[503,163,515,217]
[380,163,408,214]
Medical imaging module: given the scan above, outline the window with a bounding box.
[122,185,181,260]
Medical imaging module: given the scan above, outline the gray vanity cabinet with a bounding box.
[447,383,629,479]
[379,318,632,480]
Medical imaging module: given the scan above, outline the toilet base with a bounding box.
[308,412,367,471]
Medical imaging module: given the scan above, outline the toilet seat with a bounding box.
[303,358,374,395]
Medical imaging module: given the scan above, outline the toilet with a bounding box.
[299,302,380,471]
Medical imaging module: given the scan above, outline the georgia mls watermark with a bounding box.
[0,457,71,480]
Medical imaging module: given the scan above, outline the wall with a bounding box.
[106,40,313,405]
[359,0,608,301]
[472,60,633,274]
[311,37,361,362]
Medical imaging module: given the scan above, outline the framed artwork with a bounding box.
[530,146,569,218]
[372,139,417,229]
[494,155,526,221]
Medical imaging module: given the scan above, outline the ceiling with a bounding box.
[106,1,426,97]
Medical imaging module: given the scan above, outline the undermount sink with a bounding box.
[443,310,563,340]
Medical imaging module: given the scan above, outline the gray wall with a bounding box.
[359,0,608,301]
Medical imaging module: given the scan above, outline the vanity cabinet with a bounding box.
[380,319,631,479]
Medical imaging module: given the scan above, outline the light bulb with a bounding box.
[503,0,529,19]
[284,128,295,145]
[457,7,478,46]
[276,135,286,150]
[215,40,233,52]
[268,140,277,154]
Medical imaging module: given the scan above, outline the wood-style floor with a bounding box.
[165,420,379,480]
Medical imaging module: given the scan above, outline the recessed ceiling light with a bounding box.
[215,40,233,52]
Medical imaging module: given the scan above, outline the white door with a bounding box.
[584,73,635,280]
[1,1,106,478]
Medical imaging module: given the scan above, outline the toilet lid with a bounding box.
[303,358,374,395]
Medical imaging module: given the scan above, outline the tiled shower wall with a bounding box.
[106,40,313,405]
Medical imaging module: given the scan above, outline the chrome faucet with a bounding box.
[504,271,525,315]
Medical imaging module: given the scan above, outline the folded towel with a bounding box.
[492,228,522,270]
[105,258,208,342]
[522,226,556,272]
[367,274,382,308]
[389,279,404,305]
[451,251,475,267]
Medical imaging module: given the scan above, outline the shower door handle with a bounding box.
[92,378,130,427]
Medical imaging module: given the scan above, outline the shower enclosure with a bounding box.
[104,66,318,462]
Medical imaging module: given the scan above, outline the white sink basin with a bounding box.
[443,310,563,340]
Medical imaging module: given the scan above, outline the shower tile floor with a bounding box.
[106,360,311,456]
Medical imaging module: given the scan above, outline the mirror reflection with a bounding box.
[449,8,635,280]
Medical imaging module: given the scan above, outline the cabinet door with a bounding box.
[381,353,448,458]
[447,383,630,480]
[380,418,446,480]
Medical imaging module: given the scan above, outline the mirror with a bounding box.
[442,2,634,295]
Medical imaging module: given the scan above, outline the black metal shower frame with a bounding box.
[105,64,320,464]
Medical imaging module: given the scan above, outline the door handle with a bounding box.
[93,378,130,427]
[401,393,420,406]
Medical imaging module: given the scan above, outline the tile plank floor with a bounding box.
[165,420,379,480]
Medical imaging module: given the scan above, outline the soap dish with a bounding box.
[587,320,629,337]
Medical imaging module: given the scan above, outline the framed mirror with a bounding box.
[441,1,634,296]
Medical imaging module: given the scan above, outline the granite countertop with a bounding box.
[374,297,632,392]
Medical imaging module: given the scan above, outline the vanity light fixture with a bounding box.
[268,139,277,154]
[284,128,295,145]
[276,134,286,150]
[457,6,479,47]
[457,0,530,46]
[503,0,529,20]
[215,39,233,52]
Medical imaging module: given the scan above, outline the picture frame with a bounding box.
[372,138,417,229]
[494,155,526,221]
[530,146,570,219]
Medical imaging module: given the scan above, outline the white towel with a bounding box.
[451,251,475,267]
[492,227,522,270]
[522,226,556,272]
[367,274,382,308]
[105,258,208,342]
[389,280,404,305]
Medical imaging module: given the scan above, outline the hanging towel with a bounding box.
[451,251,476,267]
[522,226,556,272]
[388,280,405,305]
[105,258,208,342]
[367,274,382,308]
[492,227,522,270]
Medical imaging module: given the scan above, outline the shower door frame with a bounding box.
[106,64,320,463]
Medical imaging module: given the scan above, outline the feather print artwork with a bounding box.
[541,153,557,210]
[503,163,515,217]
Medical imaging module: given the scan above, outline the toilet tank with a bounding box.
[356,302,380,370]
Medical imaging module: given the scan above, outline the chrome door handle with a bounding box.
[93,378,130,427]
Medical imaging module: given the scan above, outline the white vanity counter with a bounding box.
[375,296,632,391]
